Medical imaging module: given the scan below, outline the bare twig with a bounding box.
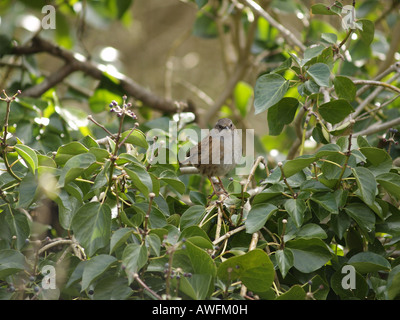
[353,117,400,138]
[132,272,163,300]
[237,0,306,52]
[212,225,246,245]
[12,36,185,114]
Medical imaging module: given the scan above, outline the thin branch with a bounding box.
[353,117,400,137]
[12,36,185,114]
[352,80,400,95]
[237,0,306,52]
[212,225,246,245]
[243,156,264,193]
[132,272,163,300]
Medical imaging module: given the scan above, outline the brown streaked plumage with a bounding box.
[181,118,241,194]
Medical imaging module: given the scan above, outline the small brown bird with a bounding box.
[181,118,241,195]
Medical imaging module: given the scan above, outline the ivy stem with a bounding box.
[143,192,155,236]
[1,90,22,182]
[336,120,355,189]
[278,162,296,198]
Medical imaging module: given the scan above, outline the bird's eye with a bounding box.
[229,123,233,128]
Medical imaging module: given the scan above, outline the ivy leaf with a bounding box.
[275,248,294,279]
[217,249,275,292]
[267,97,299,136]
[58,153,96,187]
[254,73,289,115]
[333,76,356,101]
[81,254,117,292]
[0,249,27,279]
[318,99,354,124]
[125,165,153,197]
[376,173,400,201]
[344,203,376,235]
[311,2,342,15]
[15,144,38,175]
[54,141,89,166]
[284,198,306,228]
[348,252,391,274]
[357,19,375,45]
[286,238,331,273]
[306,63,331,87]
[71,202,112,257]
[245,203,278,233]
[122,243,148,284]
[352,167,376,206]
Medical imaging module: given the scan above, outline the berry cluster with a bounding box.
[109,95,137,119]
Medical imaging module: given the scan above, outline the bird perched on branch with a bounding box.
[180,118,241,195]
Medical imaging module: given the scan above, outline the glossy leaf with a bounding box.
[318,99,354,124]
[15,144,38,174]
[217,249,274,292]
[254,73,289,114]
[245,203,278,234]
[71,202,112,257]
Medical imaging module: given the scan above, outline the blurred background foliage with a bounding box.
[1,0,398,162]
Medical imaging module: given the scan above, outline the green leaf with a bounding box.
[286,238,331,273]
[217,249,275,292]
[306,63,330,87]
[304,44,326,62]
[267,97,299,136]
[159,170,185,194]
[16,172,37,208]
[146,233,162,256]
[281,155,316,179]
[185,240,216,276]
[344,203,375,234]
[81,254,117,292]
[58,153,96,187]
[254,73,289,115]
[55,141,89,166]
[377,173,400,201]
[15,144,38,174]
[333,76,356,101]
[295,223,327,239]
[71,202,112,257]
[348,252,391,274]
[331,211,351,239]
[174,274,212,300]
[387,265,400,300]
[276,284,306,300]
[189,191,207,206]
[245,203,278,234]
[0,249,26,279]
[357,19,375,45]
[352,167,376,206]
[284,199,306,228]
[311,3,341,15]
[5,207,31,250]
[180,205,206,230]
[109,228,134,254]
[93,276,133,300]
[330,266,368,299]
[318,99,354,124]
[122,243,148,284]
[321,32,337,44]
[120,129,148,149]
[125,165,153,197]
[275,248,294,279]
